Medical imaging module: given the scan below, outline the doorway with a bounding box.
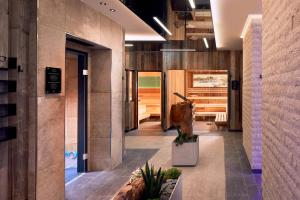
[137,72,162,131]
[65,49,88,183]
[166,70,228,132]
[186,70,228,132]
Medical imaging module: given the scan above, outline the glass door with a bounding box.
[125,69,138,131]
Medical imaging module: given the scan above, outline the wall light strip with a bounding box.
[125,43,134,47]
[160,49,196,52]
[153,17,172,36]
[210,0,222,48]
[203,38,209,49]
[240,15,262,39]
[188,0,196,9]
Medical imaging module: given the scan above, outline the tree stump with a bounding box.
[170,101,193,136]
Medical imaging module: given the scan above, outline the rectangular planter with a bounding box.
[172,137,199,166]
[169,175,182,200]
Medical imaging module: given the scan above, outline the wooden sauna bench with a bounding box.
[215,112,227,126]
[138,88,161,122]
[187,87,227,119]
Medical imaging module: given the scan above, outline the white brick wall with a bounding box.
[262,0,300,199]
[242,16,263,170]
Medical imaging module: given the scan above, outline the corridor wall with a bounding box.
[262,1,300,199]
[36,0,125,198]
[242,15,262,171]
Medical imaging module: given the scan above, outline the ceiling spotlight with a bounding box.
[125,44,134,47]
[153,17,172,36]
[99,2,107,6]
[203,38,209,49]
[109,8,116,12]
[188,0,196,9]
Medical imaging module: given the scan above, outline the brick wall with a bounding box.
[242,16,262,170]
[262,0,300,199]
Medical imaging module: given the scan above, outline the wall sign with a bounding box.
[45,67,61,94]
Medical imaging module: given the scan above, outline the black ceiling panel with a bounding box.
[122,0,168,37]
[171,0,191,11]
[195,0,210,9]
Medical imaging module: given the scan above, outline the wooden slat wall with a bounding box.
[0,0,10,199]
[126,50,243,131]
[0,0,37,199]
[126,51,162,71]
[126,51,231,71]
[138,88,161,116]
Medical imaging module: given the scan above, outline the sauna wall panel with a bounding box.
[166,70,185,129]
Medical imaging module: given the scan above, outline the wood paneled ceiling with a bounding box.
[170,0,214,41]
[186,10,214,40]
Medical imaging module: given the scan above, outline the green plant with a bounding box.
[140,161,165,199]
[174,127,198,146]
[163,167,182,180]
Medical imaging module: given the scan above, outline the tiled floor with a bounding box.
[65,149,158,200]
[128,121,220,136]
[65,131,262,200]
[65,157,80,183]
[223,133,262,200]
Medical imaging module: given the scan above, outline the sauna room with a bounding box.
[187,70,228,131]
[138,72,161,130]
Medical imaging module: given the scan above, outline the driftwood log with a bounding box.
[112,178,145,200]
[170,101,193,136]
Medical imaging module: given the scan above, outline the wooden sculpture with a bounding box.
[170,93,193,136]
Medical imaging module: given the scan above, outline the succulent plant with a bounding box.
[174,127,198,146]
[163,167,182,180]
[140,161,165,199]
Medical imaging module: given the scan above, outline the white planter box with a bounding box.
[172,137,199,166]
[169,176,182,200]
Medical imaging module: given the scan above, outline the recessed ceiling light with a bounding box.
[110,8,116,12]
[153,17,172,36]
[188,0,196,9]
[99,2,107,6]
[203,38,209,49]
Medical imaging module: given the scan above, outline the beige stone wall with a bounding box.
[37,0,124,199]
[242,16,262,170]
[262,1,300,199]
[89,49,113,170]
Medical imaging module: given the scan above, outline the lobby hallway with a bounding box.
[65,131,261,200]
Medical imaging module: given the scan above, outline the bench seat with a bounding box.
[215,112,227,126]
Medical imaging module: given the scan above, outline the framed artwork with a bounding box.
[192,74,228,87]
